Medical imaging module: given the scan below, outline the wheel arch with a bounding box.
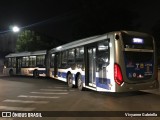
[75,72,81,87]
[33,69,38,73]
[66,71,71,82]
[9,69,14,76]
[33,69,39,77]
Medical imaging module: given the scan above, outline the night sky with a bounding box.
[0,0,160,52]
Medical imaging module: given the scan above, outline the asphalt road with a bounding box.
[0,75,159,120]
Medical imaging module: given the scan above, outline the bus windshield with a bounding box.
[122,32,154,81]
[122,32,153,50]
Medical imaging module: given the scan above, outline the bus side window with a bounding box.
[29,56,36,67]
[68,49,75,63]
[62,51,68,67]
[76,47,84,62]
[97,39,110,71]
[50,54,55,67]
[8,58,12,67]
[36,55,45,67]
[22,56,29,67]
[12,57,16,68]
[57,53,61,68]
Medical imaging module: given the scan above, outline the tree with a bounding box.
[16,30,56,52]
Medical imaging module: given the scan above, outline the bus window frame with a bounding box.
[97,39,110,70]
[36,55,45,68]
[68,48,75,63]
[21,56,29,68]
[75,47,84,63]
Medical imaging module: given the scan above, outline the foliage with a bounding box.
[16,30,55,52]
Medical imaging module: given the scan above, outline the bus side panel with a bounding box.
[49,64,85,86]
[3,68,16,76]
[108,34,116,92]
[96,34,116,92]
[20,68,46,76]
[49,68,55,78]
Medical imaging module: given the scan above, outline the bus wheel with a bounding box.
[67,74,74,88]
[9,69,13,76]
[77,74,84,91]
[33,70,39,78]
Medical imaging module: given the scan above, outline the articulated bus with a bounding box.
[3,31,159,92]
[3,50,47,77]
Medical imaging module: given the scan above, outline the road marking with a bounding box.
[30,92,68,94]
[48,85,68,88]
[3,99,49,104]
[0,106,35,111]
[54,87,68,88]
[18,95,59,99]
[0,118,13,120]
[40,89,75,92]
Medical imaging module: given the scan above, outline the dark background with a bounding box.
[0,0,160,53]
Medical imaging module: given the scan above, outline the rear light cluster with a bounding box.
[114,63,123,85]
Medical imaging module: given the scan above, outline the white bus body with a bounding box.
[3,50,46,77]
[48,31,159,92]
[3,31,159,92]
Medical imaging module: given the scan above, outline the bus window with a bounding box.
[36,55,45,67]
[29,56,36,67]
[96,40,110,83]
[12,57,16,68]
[7,57,16,68]
[22,56,29,67]
[98,40,109,52]
[50,54,55,67]
[68,49,75,63]
[8,58,12,67]
[62,51,68,64]
[122,32,153,49]
[57,53,61,67]
[97,40,110,68]
[76,47,84,62]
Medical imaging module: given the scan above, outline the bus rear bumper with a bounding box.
[116,80,159,92]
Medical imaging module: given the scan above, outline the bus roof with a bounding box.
[5,50,46,58]
[49,30,153,53]
[50,34,108,53]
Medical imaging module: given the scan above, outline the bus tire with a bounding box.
[9,69,13,76]
[77,74,84,91]
[33,70,39,78]
[67,73,74,88]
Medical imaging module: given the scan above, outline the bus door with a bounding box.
[16,57,21,74]
[54,54,58,78]
[86,47,97,87]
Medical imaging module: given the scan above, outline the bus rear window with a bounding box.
[125,52,153,63]
[122,32,153,49]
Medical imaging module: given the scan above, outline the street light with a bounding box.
[12,26,20,33]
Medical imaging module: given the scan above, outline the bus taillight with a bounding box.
[114,63,123,85]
